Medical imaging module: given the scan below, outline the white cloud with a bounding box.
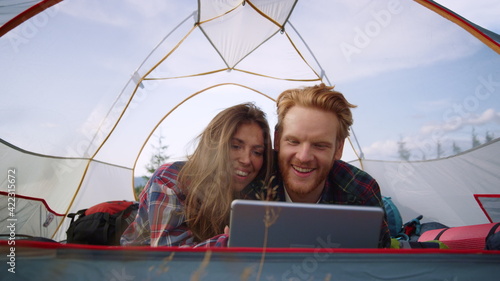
[363,108,500,160]
[289,0,487,84]
[469,108,500,125]
[59,0,193,28]
[362,139,399,160]
[419,108,500,135]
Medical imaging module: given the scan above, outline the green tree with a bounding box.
[134,180,146,199]
[436,140,443,159]
[472,128,481,148]
[135,130,170,198]
[452,141,462,155]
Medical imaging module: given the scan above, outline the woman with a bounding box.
[121,103,273,247]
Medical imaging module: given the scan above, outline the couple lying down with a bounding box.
[120,84,391,248]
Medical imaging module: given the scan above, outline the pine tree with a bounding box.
[452,141,462,155]
[472,128,481,148]
[436,140,443,159]
[135,130,170,198]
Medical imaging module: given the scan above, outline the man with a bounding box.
[268,83,391,248]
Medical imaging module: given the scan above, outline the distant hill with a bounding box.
[134,177,148,187]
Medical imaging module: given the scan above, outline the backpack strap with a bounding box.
[403,241,442,249]
[114,203,139,244]
[434,228,450,240]
[485,222,500,245]
[101,212,111,244]
[66,209,87,242]
[67,209,87,224]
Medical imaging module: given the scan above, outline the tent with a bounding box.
[3,241,500,280]
[1,0,499,244]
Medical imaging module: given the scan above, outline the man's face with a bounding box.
[275,106,344,203]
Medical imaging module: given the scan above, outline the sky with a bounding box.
[0,0,498,178]
[435,0,500,33]
[133,0,500,176]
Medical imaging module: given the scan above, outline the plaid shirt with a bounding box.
[120,162,228,247]
[263,159,391,248]
[121,160,390,248]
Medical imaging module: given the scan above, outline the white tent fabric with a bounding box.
[0,0,499,242]
[364,139,500,226]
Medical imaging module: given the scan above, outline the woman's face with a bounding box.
[229,122,265,192]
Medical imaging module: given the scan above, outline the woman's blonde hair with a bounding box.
[180,103,272,241]
[276,83,357,141]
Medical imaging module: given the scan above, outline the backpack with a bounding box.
[383,196,425,240]
[382,196,404,238]
[66,200,139,245]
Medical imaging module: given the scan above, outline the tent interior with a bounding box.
[1,0,499,246]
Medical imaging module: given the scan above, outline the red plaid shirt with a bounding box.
[120,162,227,247]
